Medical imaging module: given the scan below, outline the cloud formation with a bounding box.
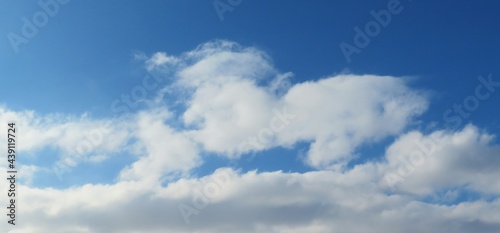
[1,41,499,232]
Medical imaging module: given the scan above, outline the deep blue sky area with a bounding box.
[1,1,498,119]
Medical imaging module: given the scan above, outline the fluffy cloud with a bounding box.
[382,124,500,195]
[147,41,429,168]
[0,107,132,168]
[279,74,428,168]
[0,41,499,232]
[118,109,201,182]
[3,165,500,233]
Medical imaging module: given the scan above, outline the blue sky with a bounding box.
[1,0,500,232]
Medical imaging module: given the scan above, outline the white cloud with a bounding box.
[17,164,40,185]
[146,41,429,168]
[118,109,201,182]
[3,167,499,233]
[279,74,428,168]
[146,52,180,71]
[0,107,132,165]
[0,40,499,232]
[382,124,500,195]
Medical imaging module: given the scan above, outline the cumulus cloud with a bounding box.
[0,40,499,232]
[118,109,201,182]
[3,166,500,233]
[279,74,428,168]
[145,41,429,168]
[0,107,132,165]
[382,124,500,195]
